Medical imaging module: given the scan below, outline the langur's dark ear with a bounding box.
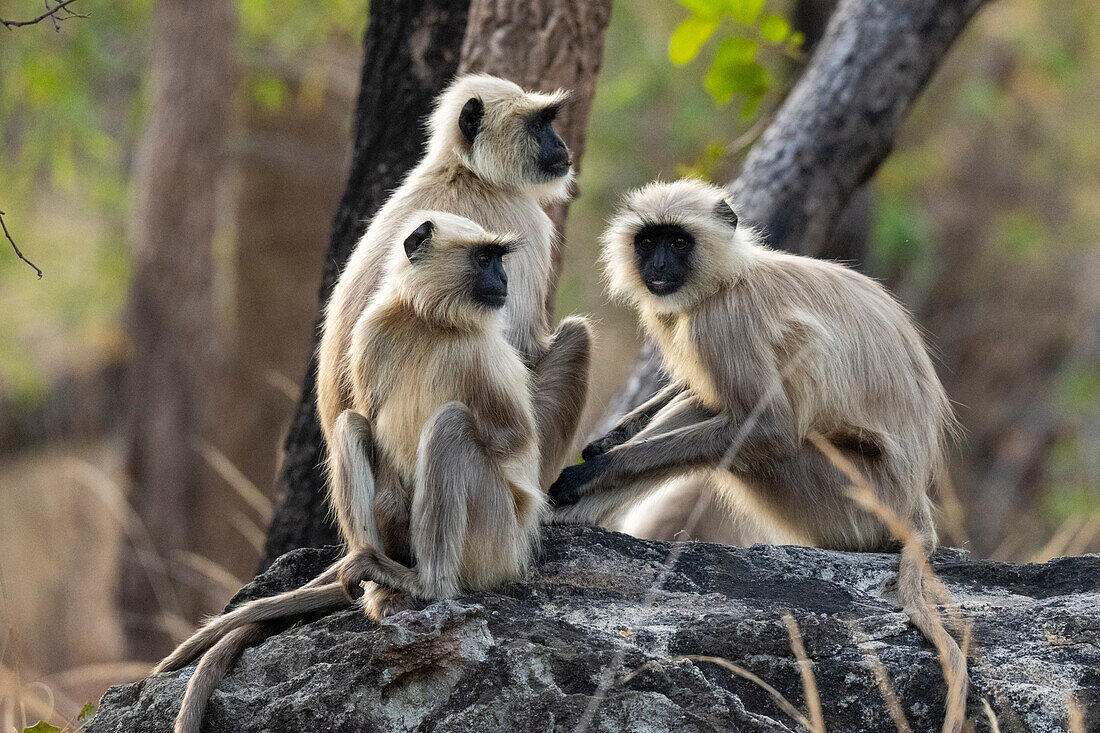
[458,97,484,146]
[404,221,434,262]
[714,199,739,229]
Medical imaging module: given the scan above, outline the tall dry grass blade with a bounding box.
[1064,513,1100,557]
[851,624,913,733]
[622,655,815,731]
[981,699,1001,733]
[1066,693,1085,733]
[935,472,969,548]
[230,510,267,556]
[264,368,301,403]
[1032,515,1088,563]
[808,432,969,733]
[0,662,80,727]
[174,551,246,598]
[52,662,152,689]
[781,613,825,733]
[988,532,1026,562]
[192,438,274,522]
[63,458,182,617]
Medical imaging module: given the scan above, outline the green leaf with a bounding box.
[704,38,767,105]
[78,702,97,725]
[250,75,288,112]
[725,0,765,25]
[740,91,765,120]
[669,15,720,65]
[24,723,61,733]
[759,14,791,43]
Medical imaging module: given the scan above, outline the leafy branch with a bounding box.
[1,0,86,30]
[669,0,803,118]
[0,211,44,279]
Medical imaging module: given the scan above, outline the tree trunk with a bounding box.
[221,62,354,506]
[457,0,613,304]
[598,0,988,429]
[260,0,471,568]
[119,0,236,660]
[260,0,613,567]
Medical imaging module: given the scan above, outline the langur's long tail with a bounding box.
[897,542,969,733]
[173,621,277,733]
[153,562,346,675]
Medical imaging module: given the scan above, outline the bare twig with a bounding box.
[1,0,86,30]
[0,211,43,278]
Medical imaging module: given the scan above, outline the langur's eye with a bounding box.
[476,253,491,267]
[640,238,653,247]
[673,237,687,250]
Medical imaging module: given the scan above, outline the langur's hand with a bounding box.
[549,455,609,505]
[581,431,625,461]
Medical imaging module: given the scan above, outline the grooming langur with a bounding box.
[551,179,967,732]
[162,212,546,733]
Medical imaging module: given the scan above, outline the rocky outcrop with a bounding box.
[90,526,1099,732]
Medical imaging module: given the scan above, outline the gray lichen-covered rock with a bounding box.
[89,526,1099,732]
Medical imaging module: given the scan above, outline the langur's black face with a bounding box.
[633,224,695,296]
[528,105,569,178]
[469,244,509,309]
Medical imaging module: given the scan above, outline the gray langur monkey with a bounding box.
[161,212,547,733]
[550,178,967,733]
[154,72,593,683]
[320,72,590,508]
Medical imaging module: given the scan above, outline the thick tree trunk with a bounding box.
[261,0,613,566]
[599,0,988,428]
[119,0,236,660]
[260,0,471,568]
[457,0,613,303]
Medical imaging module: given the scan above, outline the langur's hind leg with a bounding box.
[410,401,510,599]
[330,410,384,551]
[531,317,592,487]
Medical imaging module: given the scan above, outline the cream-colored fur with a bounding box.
[317,75,587,549]
[561,178,966,733]
[161,212,548,733]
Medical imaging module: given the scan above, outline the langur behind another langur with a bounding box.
[551,178,967,733]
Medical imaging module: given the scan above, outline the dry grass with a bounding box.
[781,613,824,733]
[622,654,819,731]
[809,431,971,732]
[981,699,1001,733]
[1066,693,1085,733]
[851,625,913,733]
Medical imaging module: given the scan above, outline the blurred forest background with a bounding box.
[1,0,1098,727]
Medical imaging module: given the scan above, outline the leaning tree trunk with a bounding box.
[261,0,612,567]
[457,0,612,303]
[599,0,989,430]
[260,0,471,568]
[120,0,236,659]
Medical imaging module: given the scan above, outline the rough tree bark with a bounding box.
[260,0,471,569]
[119,0,236,659]
[600,0,989,429]
[457,0,613,302]
[261,0,612,566]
